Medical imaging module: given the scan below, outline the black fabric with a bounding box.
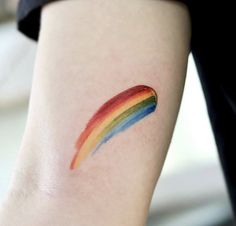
[17,0,57,40]
[190,1,236,217]
[17,0,236,220]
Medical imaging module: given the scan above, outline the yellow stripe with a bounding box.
[74,91,154,167]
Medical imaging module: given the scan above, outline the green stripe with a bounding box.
[96,95,156,141]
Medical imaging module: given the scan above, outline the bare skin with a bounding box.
[0,1,191,225]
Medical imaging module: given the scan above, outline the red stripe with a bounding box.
[76,85,152,147]
[70,85,154,169]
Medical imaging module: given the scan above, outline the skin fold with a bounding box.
[0,0,191,226]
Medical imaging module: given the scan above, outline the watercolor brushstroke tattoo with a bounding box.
[70,85,158,169]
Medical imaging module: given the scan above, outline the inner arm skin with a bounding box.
[0,1,190,226]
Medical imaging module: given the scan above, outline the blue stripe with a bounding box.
[91,103,157,155]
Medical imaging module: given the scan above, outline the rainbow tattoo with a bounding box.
[70,85,158,169]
